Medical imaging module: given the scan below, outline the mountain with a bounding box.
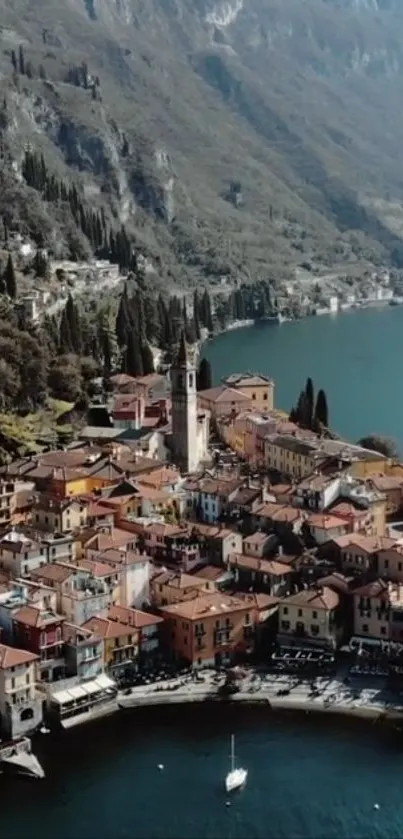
[2,0,403,288]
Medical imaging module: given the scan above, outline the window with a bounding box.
[26,673,30,684]
[312,611,317,619]
[362,624,369,632]
[11,677,15,689]
[252,393,256,401]
[283,606,288,615]
[381,626,386,635]
[399,562,402,572]
[245,613,250,625]
[311,625,319,636]
[298,609,303,617]
[281,620,290,630]
[189,374,194,388]
[384,559,389,570]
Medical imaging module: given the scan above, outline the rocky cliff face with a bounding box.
[1,0,403,283]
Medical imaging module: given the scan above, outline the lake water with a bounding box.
[202,306,403,449]
[2,706,403,839]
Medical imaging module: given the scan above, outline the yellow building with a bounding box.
[352,579,403,643]
[264,435,320,478]
[223,373,275,412]
[82,616,139,678]
[278,586,341,649]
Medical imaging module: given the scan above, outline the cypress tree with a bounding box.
[193,289,201,340]
[197,358,212,391]
[115,286,132,348]
[295,390,310,428]
[141,343,155,375]
[305,377,314,429]
[124,330,143,377]
[59,307,73,353]
[315,389,329,428]
[65,294,82,354]
[4,253,17,299]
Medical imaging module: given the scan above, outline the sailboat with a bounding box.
[225,734,247,793]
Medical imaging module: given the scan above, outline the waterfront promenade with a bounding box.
[117,667,403,722]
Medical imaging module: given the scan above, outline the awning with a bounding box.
[85,680,102,695]
[94,674,116,690]
[68,685,88,700]
[51,689,75,705]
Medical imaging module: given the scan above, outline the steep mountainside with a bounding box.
[1,0,403,286]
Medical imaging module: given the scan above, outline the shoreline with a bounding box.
[202,297,402,349]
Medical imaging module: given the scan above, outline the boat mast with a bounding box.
[231,734,235,772]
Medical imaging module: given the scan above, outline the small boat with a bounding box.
[225,734,247,793]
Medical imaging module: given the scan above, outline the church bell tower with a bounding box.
[171,331,198,474]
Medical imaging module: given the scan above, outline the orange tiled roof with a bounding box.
[0,643,38,669]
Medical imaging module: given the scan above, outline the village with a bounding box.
[1,331,403,775]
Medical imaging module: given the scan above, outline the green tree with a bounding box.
[115,286,132,348]
[197,358,212,391]
[48,355,82,402]
[4,254,17,299]
[193,289,201,340]
[305,377,314,429]
[314,389,329,428]
[141,343,155,375]
[124,330,143,377]
[357,435,397,458]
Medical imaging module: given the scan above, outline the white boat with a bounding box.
[225,734,247,793]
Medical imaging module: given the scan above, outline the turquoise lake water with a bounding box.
[202,306,403,449]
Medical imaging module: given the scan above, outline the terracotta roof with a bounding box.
[330,502,368,520]
[368,474,403,491]
[98,548,149,567]
[160,591,252,620]
[79,558,118,577]
[197,385,251,404]
[307,513,350,530]
[0,643,38,669]
[229,553,294,576]
[29,563,75,584]
[13,605,64,628]
[281,586,339,611]
[255,503,301,523]
[331,534,397,553]
[152,570,207,590]
[137,468,181,489]
[88,501,116,518]
[192,565,230,581]
[85,528,137,552]
[82,616,137,639]
[108,605,163,628]
[353,578,390,600]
